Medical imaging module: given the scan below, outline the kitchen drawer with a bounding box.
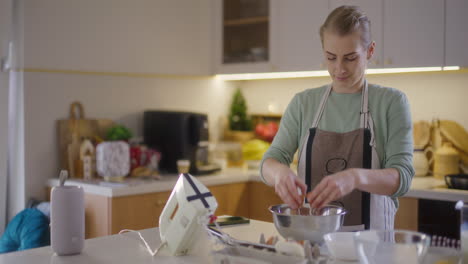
[110,191,171,235]
[248,181,282,222]
[210,183,250,218]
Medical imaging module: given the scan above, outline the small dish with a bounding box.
[423,246,461,264]
[324,232,358,261]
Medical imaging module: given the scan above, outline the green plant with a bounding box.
[106,125,133,141]
[229,88,252,131]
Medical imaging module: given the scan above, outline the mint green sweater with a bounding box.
[261,83,415,207]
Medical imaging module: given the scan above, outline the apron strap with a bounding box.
[311,85,332,128]
[359,80,369,129]
[359,80,376,147]
[312,81,371,131]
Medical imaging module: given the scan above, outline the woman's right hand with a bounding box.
[273,166,307,209]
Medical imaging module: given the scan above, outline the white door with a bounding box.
[383,0,444,68]
[0,0,12,234]
[445,0,468,67]
[328,0,384,68]
[272,0,328,71]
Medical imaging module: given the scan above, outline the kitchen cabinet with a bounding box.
[395,197,462,240]
[329,0,384,68]
[214,0,275,74]
[111,191,171,235]
[271,0,328,72]
[25,0,212,76]
[216,0,451,74]
[215,0,329,73]
[110,183,251,237]
[382,0,444,68]
[395,197,418,231]
[445,0,468,67]
[248,181,282,222]
[418,199,460,240]
[210,183,250,218]
[59,183,251,239]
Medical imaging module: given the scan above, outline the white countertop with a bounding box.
[48,170,468,202]
[48,168,262,197]
[0,220,338,264]
[0,220,273,264]
[406,176,468,202]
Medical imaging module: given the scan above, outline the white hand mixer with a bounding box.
[119,173,217,256]
[158,173,218,255]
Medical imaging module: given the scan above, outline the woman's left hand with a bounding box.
[306,168,359,209]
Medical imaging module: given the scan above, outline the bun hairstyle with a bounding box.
[319,5,371,48]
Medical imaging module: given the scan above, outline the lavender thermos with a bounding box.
[50,185,85,255]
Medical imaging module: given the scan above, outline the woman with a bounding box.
[260,6,414,230]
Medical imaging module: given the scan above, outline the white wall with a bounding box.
[21,0,234,201]
[24,73,234,201]
[0,0,12,234]
[240,72,468,129]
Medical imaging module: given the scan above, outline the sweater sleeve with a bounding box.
[259,94,302,185]
[384,92,415,198]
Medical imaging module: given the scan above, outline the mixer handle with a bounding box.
[159,190,178,241]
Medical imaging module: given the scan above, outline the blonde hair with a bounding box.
[319,5,371,48]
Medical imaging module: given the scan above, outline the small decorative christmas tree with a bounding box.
[229,88,252,131]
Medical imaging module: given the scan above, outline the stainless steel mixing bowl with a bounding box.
[269,204,347,243]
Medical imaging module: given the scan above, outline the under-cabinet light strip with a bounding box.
[216,66,461,81]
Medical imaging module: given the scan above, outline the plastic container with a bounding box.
[50,185,85,255]
[324,232,358,261]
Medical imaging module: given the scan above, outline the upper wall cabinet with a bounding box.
[214,0,275,74]
[25,0,213,75]
[215,0,452,74]
[446,0,468,67]
[383,0,444,68]
[271,0,328,72]
[329,0,384,69]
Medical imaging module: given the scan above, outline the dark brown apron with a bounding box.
[297,81,396,230]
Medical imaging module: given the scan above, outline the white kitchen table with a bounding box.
[0,220,333,264]
[1,219,458,264]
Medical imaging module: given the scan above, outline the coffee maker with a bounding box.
[143,111,221,175]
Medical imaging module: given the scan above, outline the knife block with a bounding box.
[50,185,85,255]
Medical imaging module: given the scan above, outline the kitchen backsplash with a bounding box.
[240,71,468,130]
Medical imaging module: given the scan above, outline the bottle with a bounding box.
[413,147,434,177]
[50,185,85,255]
[433,142,460,179]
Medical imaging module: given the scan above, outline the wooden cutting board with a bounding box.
[57,102,115,177]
